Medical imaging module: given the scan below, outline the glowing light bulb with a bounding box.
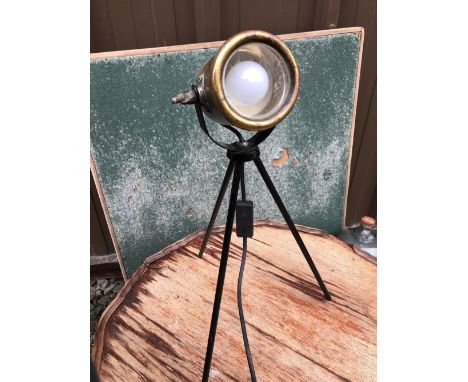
[224,61,269,105]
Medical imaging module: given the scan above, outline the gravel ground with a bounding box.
[90,278,124,351]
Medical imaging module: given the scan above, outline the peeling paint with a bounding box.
[272,147,289,167]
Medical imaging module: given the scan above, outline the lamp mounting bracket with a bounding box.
[191,84,275,152]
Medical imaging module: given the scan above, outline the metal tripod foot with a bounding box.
[201,162,242,382]
[253,157,332,301]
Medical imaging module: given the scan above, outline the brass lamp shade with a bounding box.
[195,30,299,132]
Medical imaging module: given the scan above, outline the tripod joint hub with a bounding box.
[226,145,260,162]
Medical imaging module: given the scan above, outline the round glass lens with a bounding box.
[222,42,293,121]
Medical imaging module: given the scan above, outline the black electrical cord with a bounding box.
[238,164,257,381]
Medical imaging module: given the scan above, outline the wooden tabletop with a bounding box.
[93,221,376,381]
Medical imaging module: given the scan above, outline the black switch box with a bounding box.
[236,200,253,238]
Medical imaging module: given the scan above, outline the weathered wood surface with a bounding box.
[93,221,376,381]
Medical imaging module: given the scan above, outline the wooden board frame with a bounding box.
[92,219,375,375]
[90,27,365,280]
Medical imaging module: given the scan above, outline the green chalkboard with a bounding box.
[91,29,363,277]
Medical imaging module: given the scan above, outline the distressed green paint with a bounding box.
[91,32,361,276]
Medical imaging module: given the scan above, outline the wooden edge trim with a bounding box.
[342,27,365,230]
[352,245,377,265]
[90,156,127,281]
[90,27,364,60]
[92,260,149,369]
[90,254,118,266]
[142,219,330,265]
[92,218,375,370]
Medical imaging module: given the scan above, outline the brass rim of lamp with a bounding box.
[197,30,300,132]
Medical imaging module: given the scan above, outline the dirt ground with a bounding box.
[90,277,124,352]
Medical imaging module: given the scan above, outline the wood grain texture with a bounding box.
[315,0,341,30]
[151,0,178,46]
[90,0,116,52]
[173,0,197,44]
[220,0,240,39]
[129,0,158,49]
[93,221,376,381]
[107,0,137,50]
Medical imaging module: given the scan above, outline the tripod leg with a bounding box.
[199,160,236,258]
[253,157,332,301]
[202,161,242,382]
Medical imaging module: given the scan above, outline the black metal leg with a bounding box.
[253,157,332,301]
[199,160,236,258]
[202,161,242,382]
[240,161,246,199]
[237,163,257,381]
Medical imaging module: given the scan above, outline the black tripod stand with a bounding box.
[191,88,331,382]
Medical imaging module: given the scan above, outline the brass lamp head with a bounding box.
[173,30,300,132]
